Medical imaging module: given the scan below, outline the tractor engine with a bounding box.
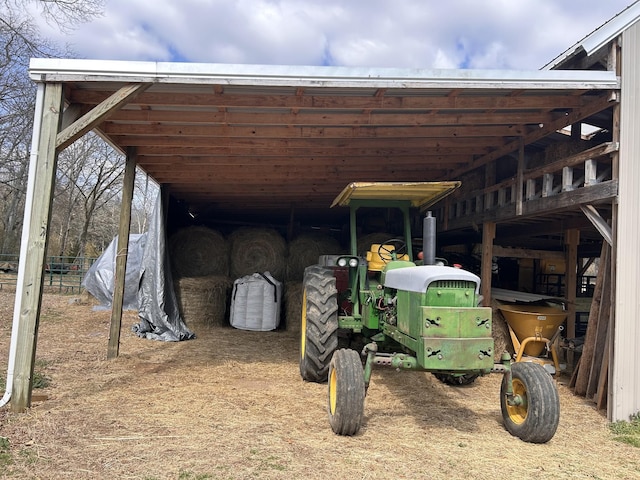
[375,290,398,326]
[382,265,494,372]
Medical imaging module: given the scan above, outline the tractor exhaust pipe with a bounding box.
[423,211,436,265]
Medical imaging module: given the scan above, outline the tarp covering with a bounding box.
[82,233,147,310]
[132,193,195,341]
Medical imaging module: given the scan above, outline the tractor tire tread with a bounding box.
[500,362,560,443]
[328,348,365,435]
[299,265,339,383]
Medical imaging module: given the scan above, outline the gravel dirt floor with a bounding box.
[0,290,639,480]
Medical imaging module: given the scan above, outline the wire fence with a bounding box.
[0,254,97,294]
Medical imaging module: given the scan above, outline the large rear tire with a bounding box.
[500,362,560,443]
[299,265,339,382]
[328,349,365,435]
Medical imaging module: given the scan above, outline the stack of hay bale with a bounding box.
[169,226,231,328]
[283,233,342,333]
[227,227,287,331]
[169,225,345,334]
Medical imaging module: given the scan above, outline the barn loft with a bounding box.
[9,3,640,424]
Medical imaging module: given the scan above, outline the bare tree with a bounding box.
[1,0,104,34]
[0,15,38,253]
[0,0,104,254]
[52,133,125,258]
[132,171,159,234]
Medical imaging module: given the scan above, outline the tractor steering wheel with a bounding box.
[377,239,408,263]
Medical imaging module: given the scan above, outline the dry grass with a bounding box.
[1,290,639,480]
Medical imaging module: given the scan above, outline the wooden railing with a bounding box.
[437,142,618,230]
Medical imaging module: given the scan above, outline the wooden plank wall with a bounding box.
[570,242,611,410]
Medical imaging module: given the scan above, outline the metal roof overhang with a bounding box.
[543,1,640,70]
[29,58,619,227]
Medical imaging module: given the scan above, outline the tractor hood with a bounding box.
[384,265,481,294]
[331,181,461,209]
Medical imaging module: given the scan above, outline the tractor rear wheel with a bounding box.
[299,265,339,382]
[433,372,479,386]
[328,348,365,435]
[500,362,560,443]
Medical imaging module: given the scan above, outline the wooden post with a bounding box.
[587,255,612,399]
[11,83,64,412]
[107,148,137,359]
[571,122,582,140]
[481,222,496,307]
[585,159,597,186]
[607,38,620,421]
[516,138,524,215]
[562,166,574,192]
[574,242,609,396]
[542,173,554,197]
[565,229,579,340]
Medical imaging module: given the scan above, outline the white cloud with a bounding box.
[31,0,635,69]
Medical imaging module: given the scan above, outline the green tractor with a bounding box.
[299,182,560,443]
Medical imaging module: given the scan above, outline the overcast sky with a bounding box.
[34,0,635,70]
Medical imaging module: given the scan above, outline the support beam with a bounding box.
[446,94,617,179]
[565,229,580,340]
[516,138,524,215]
[581,205,612,246]
[489,245,564,261]
[11,83,64,412]
[56,83,151,152]
[481,222,496,307]
[107,148,137,359]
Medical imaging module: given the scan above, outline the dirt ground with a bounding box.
[0,290,638,480]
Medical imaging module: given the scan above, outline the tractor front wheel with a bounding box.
[500,362,560,443]
[299,265,339,382]
[328,349,365,435]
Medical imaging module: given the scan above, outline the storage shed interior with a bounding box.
[13,1,639,422]
[36,60,618,261]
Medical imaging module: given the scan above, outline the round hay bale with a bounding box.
[229,227,287,280]
[284,282,303,333]
[175,275,232,327]
[285,233,342,281]
[169,226,229,278]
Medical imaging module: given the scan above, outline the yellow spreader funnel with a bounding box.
[498,304,567,357]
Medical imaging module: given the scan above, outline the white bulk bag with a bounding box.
[230,272,282,331]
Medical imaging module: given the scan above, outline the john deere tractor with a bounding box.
[299,182,560,443]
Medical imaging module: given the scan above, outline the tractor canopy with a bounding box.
[331,181,461,258]
[331,181,461,209]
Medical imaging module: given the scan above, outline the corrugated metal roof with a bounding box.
[543,1,640,70]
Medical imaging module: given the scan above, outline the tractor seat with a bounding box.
[366,244,410,272]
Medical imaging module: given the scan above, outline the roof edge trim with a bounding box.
[29,58,618,90]
[543,1,640,70]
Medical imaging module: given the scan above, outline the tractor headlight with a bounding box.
[337,258,348,267]
[348,258,359,267]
